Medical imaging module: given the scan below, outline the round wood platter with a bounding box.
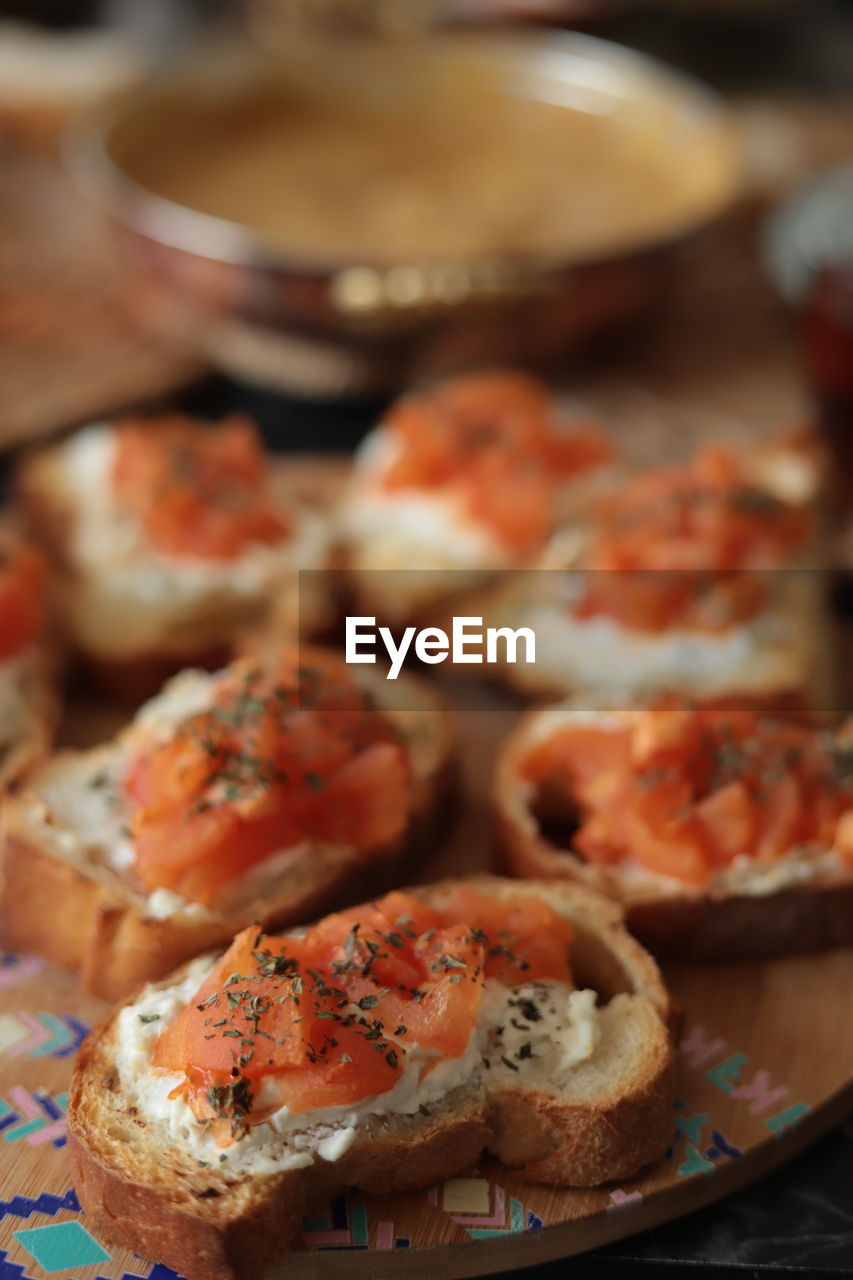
[0,452,851,1279]
[0,696,851,1280]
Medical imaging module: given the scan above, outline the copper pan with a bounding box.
[67,30,741,397]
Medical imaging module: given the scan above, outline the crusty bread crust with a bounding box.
[69,1022,490,1280]
[67,876,675,1280]
[486,997,673,1184]
[0,670,456,1003]
[494,710,853,960]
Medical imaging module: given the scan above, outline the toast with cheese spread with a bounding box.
[341,370,613,626]
[16,413,335,700]
[479,439,832,711]
[67,876,675,1280]
[0,646,454,1001]
[495,703,853,958]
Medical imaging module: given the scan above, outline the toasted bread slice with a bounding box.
[495,704,853,959]
[476,437,832,710]
[340,374,615,628]
[16,420,335,699]
[0,659,454,1003]
[67,876,675,1280]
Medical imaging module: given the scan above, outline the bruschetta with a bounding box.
[496,703,853,958]
[341,369,613,624]
[481,442,829,710]
[16,412,335,699]
[68,876,675,1280]
[0,645,454,1001]
[0,524,57,787]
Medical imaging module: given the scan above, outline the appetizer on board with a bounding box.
[0,646,453,1001]
[16,413,335,698]
[341,369,613,624]
[68,876,674,1280]
[496,704,853,957]
[482,442,827,708]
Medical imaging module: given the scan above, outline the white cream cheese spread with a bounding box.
[58,425,329,657]
[114,962,601,1176]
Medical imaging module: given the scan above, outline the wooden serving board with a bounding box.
[0,688,851,1280]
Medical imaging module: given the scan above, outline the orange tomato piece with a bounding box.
[302,898,430,993]
[630,711,702,771]
[545,423,612,475]
[695,780,755,866]
[379,371,610,552]
[753,773,803,862]
[126,652,411,902]
[464,449,556,555]
[622,807,710,886]
[153,928,316,1078]
[112,414,289,561]
[301,896,485,1060]
[266,1020,403,1113]
[305,742,411,850]
[520,708,852,886]
[434,885,573,984]
[572,808,627,866]
[521,723,632,810]
[573,447,810,633]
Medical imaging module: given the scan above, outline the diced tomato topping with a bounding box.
[151,887,574,1138]
[153,930,316,1076]
[433,884,573,984]
[572,446,810,633]
[753,772,803,862]
[111,413,289,560]
[519,723,632,811]
[125,648,411,903]
[695,781,755,866]
[521,709,853,886]
[377,371,611,554]
[0,539,46,661]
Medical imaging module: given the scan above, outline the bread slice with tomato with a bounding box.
[495,703,853,959]
[340,370,614,627]
[480,439,831,712]
[0,524,58,788]
[15,412,336,701]
[0,646,454,1002]
[67,875,675,1280]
